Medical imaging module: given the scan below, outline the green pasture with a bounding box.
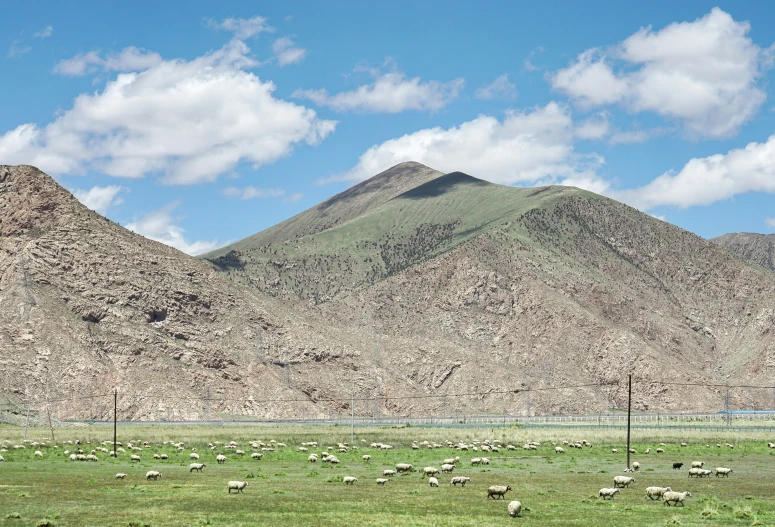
[1,424,774,527]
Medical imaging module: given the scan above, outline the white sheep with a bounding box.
[768,443,775,449]
[145,471,162,481]
[599,488,620,500]
[441,463,455,473]
[424,476,437,487]
[663,491,691,506]
[227,481,248,493]
[115,473,127,479]
[131,454,141,462]
[422,467,440,478]
[645,486,672,500]
[687,468,703,478]
[488,485,512,500]
[691,461,704,468]
[251,452,263,460]
[343,476,358,485]
[656,448,664,454]
[189,463,206,472]
[190,453,200,460]
[508,500,530,517]
[644,448,651,454]
[160,453,168,460]
[153,454,161,460]
[308,455,318,463]
[555,446,565,454]
[631,462,640,471]
[613,476,635,488]
[471,457,482,466]
[443,457,459,465]
[376,478,389,485]
[395,463,413,473]
[611,448,618,453]
[451,476,471,486]
[714,467,733,477]
[34,451,43,457]
[481,457,490,465]
[216,454,227,464]
[383,470,396,477]
[362,455,371,462]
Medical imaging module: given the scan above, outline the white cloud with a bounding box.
[523,46,545,72]
[615,134,775,210]
[550,8,773,138]
[73,185,124,215]
[126,202,222,256]
[207,15,273,39]
[53,47,163,76]
[328,102,606,191]
[475,74,517,100]
[293,63,464,113]
[7,41,31,58]
[575,112,610,140]
[272,37,306,66]
[766,217,775,229]
[283,192,303,204]
[34,26,53,39]
[0,39,336,184]
[220,185,286,199]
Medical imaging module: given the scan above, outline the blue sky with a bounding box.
[3,1,775,254]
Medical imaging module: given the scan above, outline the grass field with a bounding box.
[1,424,775,527]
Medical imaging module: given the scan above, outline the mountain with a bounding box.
[712,232,775,272]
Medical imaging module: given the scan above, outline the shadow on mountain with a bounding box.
[392,172,491,201]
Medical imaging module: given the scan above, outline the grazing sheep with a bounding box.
[362,455,371,462]
[376,478,389,485]
[481,457,490,465]
[131,455,141,462]
[383,470,396,477]
[227,481,248,493]
[631,462,640,471]
[190,453,200,460]
[251,452,263,460]
[644,448,651,454]
[680,443,687,447]
[115,473,127,480]
[611,448,618,453]
[488,485,512,500]
[308,455,318,463]
[216,454,227,464]
[86,454,99,462]
[422,467,440,478]
[189,463,206,472]
[691,461,704,468]
[715,467,733,477]
[145,471,162,481]
[441,464,455,474]
[699,469,713,477]
[396,463,413,473]
[687,468,703,478]
[508,500,530,517]
[443,457,459,465]
[429,477,439,487]
[663,491,691,506]
[34,451,43,457]
[672,462,683,470]
[343,476,358,485]
[555,446,565,454]
[328,455,340,465]
[471,457,483,466]
[451,476,471,487]
[153,454,161,460]
[613,476,635,488]
[160,453,168,460]
[768,443,775,449]
[645,486,672,500]
[599,488,621,500]
[656,448,664,454]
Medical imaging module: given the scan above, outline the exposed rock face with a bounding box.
[3,163,775,421]
[712,233,775,272]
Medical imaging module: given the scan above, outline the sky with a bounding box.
[3,0,775,255]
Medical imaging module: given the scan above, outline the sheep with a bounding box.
[396,463,413,473]
[691,461,704,468]
[555,446,565,454]
[672,462,683,470]
[189,463,206,472]
[611,448,618,453]
[131,454,141,462]
[613,476,635,488]
[687,468,703,478]
[153,454,161,460]
[429,477,439,487]
[656,448,664,454]
[190,453,200,460]
[481,457,491,465]
[631,462,640,471]
[160,453,168,460]
[145,471,162,481]
[362,455,371,462]
[422,467,440,478]
[663,491,691,506]
[251,452,263,460]
[451,476,471,487]
[327,455,340,465]
[680,442,687,447]
[644,448,651,454]
[715,467,733,477]
[343,476,358,485]
[471,457,483,466]
[308,455,318,463]
[34,451,43,457]
[216,454,227,464]
[768,443,775,449]
[376,478,389,485]
[115,473,127,480]
[508,500,530,517]
[443,457,459,465]
[441,463,455,474]
[69,454,77,461]
[227,481,248,493]
[645,486,672,500]
[383,470,396,477]
[86,454,99,462]
[599,488,621,500]
[488,485,512,500]
[699,469,713,477]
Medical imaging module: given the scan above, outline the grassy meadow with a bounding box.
[1,424,775,527]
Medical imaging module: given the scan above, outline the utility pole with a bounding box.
[626,374,632,471]
[351,391,355,445]
[112,389,117,457]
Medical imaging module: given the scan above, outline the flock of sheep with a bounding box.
[1,435,767,519]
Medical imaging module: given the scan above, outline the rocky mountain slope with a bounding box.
[712,232,775,272]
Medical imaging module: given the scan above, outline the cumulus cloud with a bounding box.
[73,185,124,215]
[550,8,774,138]
[766,218,775,229]
[220,185,286,199]
[524,46,545,72]
[53,47,163,76]
[0,39,336,184]
[34,26,53,39]
[207,15,273,39]
[272,37,306,66]
[283,192,303,204]
[293,62,464,113]
[126,202,222,255]
[475,74,517,100]
[575,113,610,140]
[327,102,606,192]
[615,134,775,210]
